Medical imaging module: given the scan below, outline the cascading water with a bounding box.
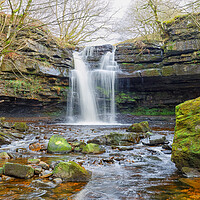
[67,46,119,124]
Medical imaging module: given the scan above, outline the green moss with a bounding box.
[53,161,91,182]
[123,107,175,116]
[116,92,138,104]
[13,122,28,132]
[47,135,72,154]
[172,97,200,170]
[82,143,104,154]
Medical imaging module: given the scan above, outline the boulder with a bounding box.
[47,135,72,154]
[127,121,150,133]
[88,132,142,146]
[13,122,28,132]
[82,143,105,154]
[171,97,200,171]
[4,162,34,179]
[52,161,91,182]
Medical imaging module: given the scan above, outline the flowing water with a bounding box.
[67,47,119,125]
[0,116,199,199]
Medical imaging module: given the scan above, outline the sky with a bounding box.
[112,0,132,18]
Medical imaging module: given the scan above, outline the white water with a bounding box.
[67,46,119,124]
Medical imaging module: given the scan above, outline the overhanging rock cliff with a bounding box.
[115,13,200,115]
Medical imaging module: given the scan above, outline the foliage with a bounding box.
[115,92,136,104]
[122,107,175,116]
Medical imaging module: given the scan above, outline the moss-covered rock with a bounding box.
[82,143,105,154]
[127,121,150,133]
[171,97,200,171]
[13,122,28,132]
[47,135,72,154]
[52,161,91,182]
[4,162,34,179]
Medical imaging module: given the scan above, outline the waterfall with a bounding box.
[67,46,119,124]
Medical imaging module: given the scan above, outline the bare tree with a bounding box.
[115,0,181,42]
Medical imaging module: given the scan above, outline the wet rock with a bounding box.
[88,132,142,146]
[2,122,13,129]
[16,148,27,153]
[82,143,105,154]
[52,161,91,182]
[182,167,200,178]
[34,167,42,175]
[0,152,10,159]
[29,142,42,151]
[38,161,49,170]
[162,143,172,150]
[13,122,28,132]
[72,141,86,152]
[28,158,40,164]
[4,162,34,179]
[9,132,24,139]
[41,170,52,177]
[171,97,200,171]
[142,136,168,146]
[47,135,72,154]
[117,146,134,151]
[1,175,15,181]
[0,135,11,145]
[31,180,56,188]
[52,178,62,184]
[127,121,150,133]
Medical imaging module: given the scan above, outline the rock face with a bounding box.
[47,135,72,154]
[52,161,91,182]
[115,14,200,114]
[171,97,200,172]
[0,18,73,117]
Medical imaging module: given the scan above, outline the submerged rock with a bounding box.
[4,162,34,179]
[127,121,150,133]
[52,161,91,182]
[82,143,105,154]
[31,180,56,188]
[171,97,200,172]
[47,135,72,154]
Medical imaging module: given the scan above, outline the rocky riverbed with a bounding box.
[0,116,199,199]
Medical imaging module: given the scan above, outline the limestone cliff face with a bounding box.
[0,24,73,116]
[115,14,200,114]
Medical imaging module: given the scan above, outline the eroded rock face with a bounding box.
[0,19,73,117]
[171,97,200,172]
[115,14,200,114]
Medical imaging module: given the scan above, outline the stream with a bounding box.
[0,116,199,200]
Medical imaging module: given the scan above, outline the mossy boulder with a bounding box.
[4,162,34,179]
[82,143,105,154]
[13,122,28,132]
[47,135,72,154]
[171,97,200,171]
[127,121,150,133]
[52,161,91,182]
